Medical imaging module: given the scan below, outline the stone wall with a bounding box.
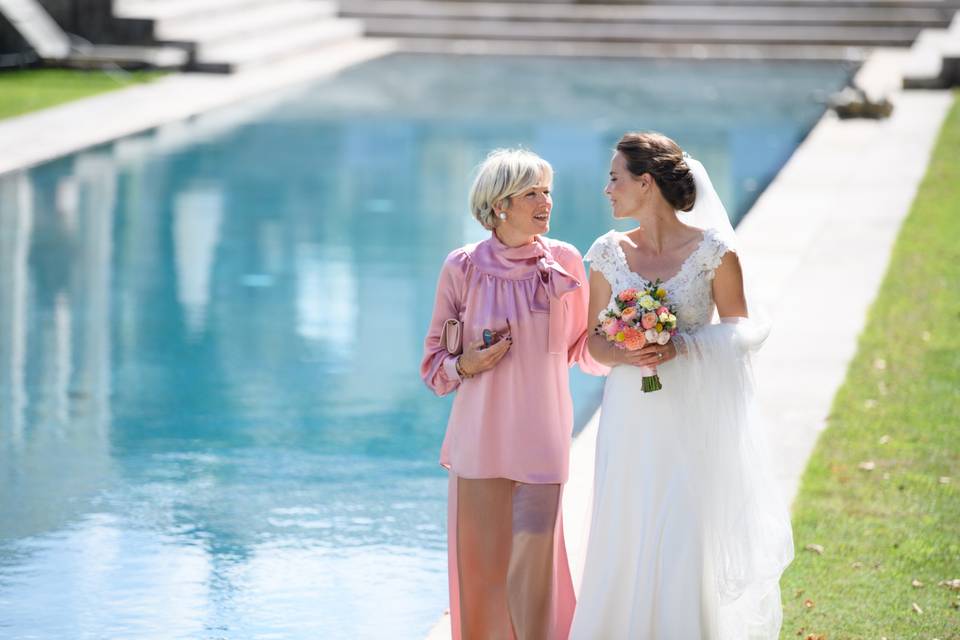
[0,0,155,57]
[0,13,33,64]
[38,0,155,44]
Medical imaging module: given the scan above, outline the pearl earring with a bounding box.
[498,212,507,220]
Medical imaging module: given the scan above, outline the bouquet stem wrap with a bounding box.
[638,365,661,392]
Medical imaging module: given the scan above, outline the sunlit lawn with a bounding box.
[0,68,164,120]
[781,91,960,638]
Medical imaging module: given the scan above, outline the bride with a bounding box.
[569,132,794,639]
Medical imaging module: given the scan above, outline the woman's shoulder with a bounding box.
[438,243,480,283]
[443,241,482,267]
[697,227,735,271]
[583,230,621,263]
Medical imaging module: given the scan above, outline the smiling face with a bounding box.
[604,151,649,219]
[498,176,553,237]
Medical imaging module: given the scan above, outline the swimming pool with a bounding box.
[0,54,851,638]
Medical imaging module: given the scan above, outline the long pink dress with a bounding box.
[421,231,607,639]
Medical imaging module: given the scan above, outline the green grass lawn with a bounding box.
[0,68,165,120]
[780,92,960,638]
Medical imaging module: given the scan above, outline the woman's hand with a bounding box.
[620,341,677,368]
[458,336,512,377]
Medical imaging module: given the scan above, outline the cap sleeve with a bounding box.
[584,231,620,287]
[700,229,734,279]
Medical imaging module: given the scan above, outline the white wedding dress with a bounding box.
[569,227,794,640]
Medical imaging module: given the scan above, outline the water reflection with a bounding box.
[0,54,851,638]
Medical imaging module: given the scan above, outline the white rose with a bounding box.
[657,331,671,345]
[639,295,656,310]
[644,329,658,342]
[668,314,677,324]
[658,312,669,322]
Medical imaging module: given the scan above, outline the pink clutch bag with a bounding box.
[440,318,462,355]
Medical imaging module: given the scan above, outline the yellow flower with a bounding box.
[615,331,626,342]
[656,288,666,299]
[655,323,663,332]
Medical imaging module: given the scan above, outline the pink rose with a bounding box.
[657,306,670,316]
[618,289,638,302]
[621,306,638,321]
[605,319,620,336]
[641,312,658,330]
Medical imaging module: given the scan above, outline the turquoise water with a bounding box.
[0,54,850,638]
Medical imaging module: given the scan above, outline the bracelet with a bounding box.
[455,355,474,379]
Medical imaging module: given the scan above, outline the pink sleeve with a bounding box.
[420,250,467,396]
[559,245,610,377]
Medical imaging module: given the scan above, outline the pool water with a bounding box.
[0,54,851,638]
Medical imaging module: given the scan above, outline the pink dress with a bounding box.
[421,231,607,639]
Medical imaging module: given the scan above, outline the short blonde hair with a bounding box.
[469,149,553,230]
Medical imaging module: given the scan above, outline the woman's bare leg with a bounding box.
[456,477,515,640]
[507,482,562,640]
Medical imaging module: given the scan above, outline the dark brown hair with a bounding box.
[616,132,696,212]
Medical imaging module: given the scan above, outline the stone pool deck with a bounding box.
[427,49,954,639]
[0,39,396,178]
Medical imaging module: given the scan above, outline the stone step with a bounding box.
[357,16,922,45]
[154,0,338,43]
[527,0,960,7]
[903,12,960,87]
[64,43,191,69]
[339,0,952,25]
[393,37,869,60]
[195,17,364,70]
[114,0,273,22]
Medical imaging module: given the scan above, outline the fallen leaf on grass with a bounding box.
[804,599,815,609]
[921,331,931,342]
[939,476,951,484]
[805,635,826,640]
[879,435,891,445]
[804,543,824,555]
[795,589,805,597]
[912,602,923,614]
[912,579,924,588]
[873,358,886,370]
[938,579,960,591]
[851,561,864,569]
[858,461,876,471]
[863,399,877,409]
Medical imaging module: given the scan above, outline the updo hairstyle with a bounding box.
[616,132,696,212]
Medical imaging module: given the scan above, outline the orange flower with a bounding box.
[623,327,647,351]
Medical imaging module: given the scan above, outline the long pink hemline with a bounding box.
[446,471,576,640]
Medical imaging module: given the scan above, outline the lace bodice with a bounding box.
[584,228,731,332]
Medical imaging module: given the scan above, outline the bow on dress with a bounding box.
[487,233,581,355]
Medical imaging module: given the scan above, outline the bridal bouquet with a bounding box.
[595,282,678,392]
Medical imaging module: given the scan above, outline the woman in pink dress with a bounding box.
[421,149,606,639]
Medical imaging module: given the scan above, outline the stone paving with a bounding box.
[0,38,396,178]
